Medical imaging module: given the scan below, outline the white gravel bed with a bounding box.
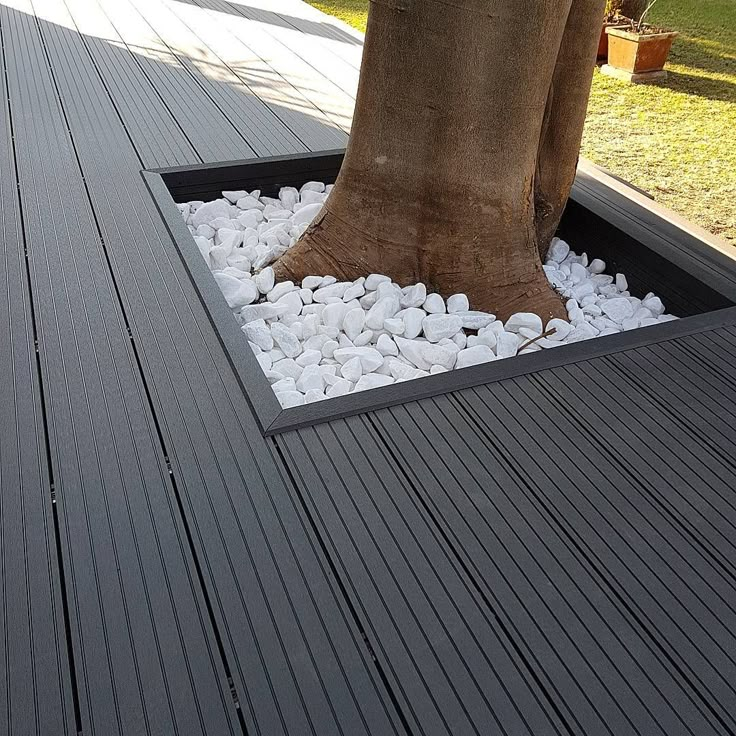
[178,183,678,408]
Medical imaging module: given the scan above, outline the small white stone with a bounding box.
[344,280,366,301]
[326,378,352,398]
[496,332,519,359]
[354,374,395,392]
[272,358,303,380]
[256,352,272,371]
[365,273,391,291]
[295,349,322,367]
[342,308,366,341]
[571,280,595,300]
[376,334,399,356]
[313,282,351,303]
[296,364,324,392]
[642,296,665,315]
[546,318,572,341]
[566,322,599,342]
[235,196,263,211]
[267,281,297,302]
[430,365,448,375]
[278,390,305,408]
[600,297,634,323]
[271,323,302,358]
[366,296,400,330]
[340,356,363,383]
[456,345,496,369]
[322,302,352,330]
[272,377,297,394]
[333,347,384,373]
[254,267,275,294]
[504,312,543,335]
[278,186,299,210]
[476,329,497,349]
[213,272,258,308]
[548,238,570,263]
[419,343,456,370]
[422,314,463,342]
[290,202,322,226]
[447,294,469,313]
[615,273,628,292]
[423,293,445,314]
[389,360,428,381]
[401,307,425,339]
[192,199,231,227]
[304,389,327,403]
[275,291,303,317]
[300,180,326,194]
[400,283,427,309]
[383,318,405,335]
[300,189,326,205]
[240,303,288,323]
[589,258,606,274]
[359,292,378,310]
[353,331,374,347]
[301,275,324,290]
[321,339,339,358]
[394,337,431,371]
[457,311,495,330]
[242,320,273,351]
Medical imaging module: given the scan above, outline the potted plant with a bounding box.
[599,0,646,62]
[602,0,678,82]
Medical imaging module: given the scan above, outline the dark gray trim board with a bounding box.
[143,169,283,433]
[144,151,736,435]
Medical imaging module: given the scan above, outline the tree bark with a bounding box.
[275,0,603,321]
[535,0,608,258]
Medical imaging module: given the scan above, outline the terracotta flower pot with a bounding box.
[602,27,679,82]
[598,21,628,62]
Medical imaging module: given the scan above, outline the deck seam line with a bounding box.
[26,9,248,733]
[452,387,722,734]
[364,411,582,736]
[0,14,83,735]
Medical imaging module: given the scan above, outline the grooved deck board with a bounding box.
[0,28,76,734]
[2,2,238,733]
[14,0,404,733]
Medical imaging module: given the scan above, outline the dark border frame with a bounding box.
[142,151,736,435]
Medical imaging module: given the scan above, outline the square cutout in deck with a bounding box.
[143,151,736,435]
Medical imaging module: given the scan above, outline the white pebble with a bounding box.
[456,345,496,369]
[447,294,469,313]
[423,293,445,314]
[271,323,302,358]
[504,312,543,335]
[422,314,463,343]
[354,374,395,392]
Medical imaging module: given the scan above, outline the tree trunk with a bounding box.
[274,0,605,321]
[535,0,608,256]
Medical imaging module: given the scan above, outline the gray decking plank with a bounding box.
[26,2,404,732]
[0,29,76,735]
[61,0,200,168]
[443,340,736,732]
[378,394,728,736]
[123,0,309,158]
[277,421,571,736]
[92,0,258,163]
[189,0,355,135]
[4,3,239,733]
[161,0,348,150]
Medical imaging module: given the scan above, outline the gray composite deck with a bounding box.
[0,0,735,734]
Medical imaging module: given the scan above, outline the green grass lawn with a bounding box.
[307,0,736,242]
